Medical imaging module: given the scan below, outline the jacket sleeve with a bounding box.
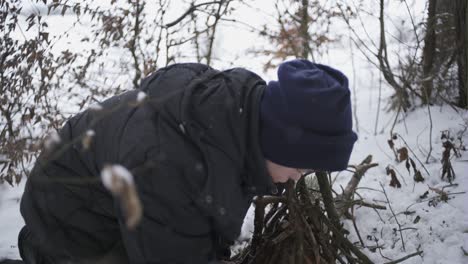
[20,107,123,259]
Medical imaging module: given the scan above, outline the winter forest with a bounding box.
[1,0,468,263]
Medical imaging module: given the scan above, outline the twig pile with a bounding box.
[231,157,380,264]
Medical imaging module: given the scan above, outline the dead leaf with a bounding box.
[397,147,408,162]
[429,186,448,202]
[386,166,401,188]
[419,191,429,199]
[414,171,425,183]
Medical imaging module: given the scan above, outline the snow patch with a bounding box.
[88,103,103,111]
[101,164,134,191]
[136,91,147,102]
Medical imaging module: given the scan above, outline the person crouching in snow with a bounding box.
[15,59,357,264]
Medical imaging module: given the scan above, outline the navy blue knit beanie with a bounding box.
[259,59,358,171]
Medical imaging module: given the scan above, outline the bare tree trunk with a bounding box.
[455,0,467,108]
[205,2,225,66]
[466,1,468,107]
[300,0,310,59]
[129,0,143,89]
[377,0,410,110]
[422,0,437,104]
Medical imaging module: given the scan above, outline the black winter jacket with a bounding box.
[20,63,277,263]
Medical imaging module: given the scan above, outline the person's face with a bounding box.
[265,159,313,183]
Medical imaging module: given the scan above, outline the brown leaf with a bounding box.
[405,159,410,173]
[409,158,416,171]
[414,170,425,182]
[21,114,32,122]
[387,139,394,149]
[39,32,49,43]
[441,133,447,140]
[419,191,429,199]
[386,166,401,188]
[5,174,13,187]
[397,147,409,162]
[390,176,402,188]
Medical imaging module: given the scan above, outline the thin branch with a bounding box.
[164,1,223,28]
[425,103,434,163]
[349,32,359,133]
[351,199,365,248]
[352,200,387,210]
[129,0,143,88]
[383,250,423,264]
[317,171,342,229]
[374,71,382,135]
[380,182,406,251]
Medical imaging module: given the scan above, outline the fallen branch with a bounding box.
[232,178,374,263]
[231,156,380,264]
[351,200,387,210]
[335,155,379,217]
[383,250,423,264]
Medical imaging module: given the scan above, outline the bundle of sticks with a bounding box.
[231,156,379,264]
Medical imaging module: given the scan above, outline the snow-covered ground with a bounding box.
[339,103,468,264]
[2,1,468,263]
[236,101,468,264]
[0,182,25,259]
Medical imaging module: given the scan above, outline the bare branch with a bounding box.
[383,251,423,264]
[164,1,223,28]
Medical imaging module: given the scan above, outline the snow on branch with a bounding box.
[101,164,142,229]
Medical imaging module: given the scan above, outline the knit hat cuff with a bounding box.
[260,122,358,171]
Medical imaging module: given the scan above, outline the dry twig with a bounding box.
[232,156,380,264]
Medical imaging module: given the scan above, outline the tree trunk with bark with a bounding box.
[299,0,310,59]
[455,0,468,108]
[422,0,437,104]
